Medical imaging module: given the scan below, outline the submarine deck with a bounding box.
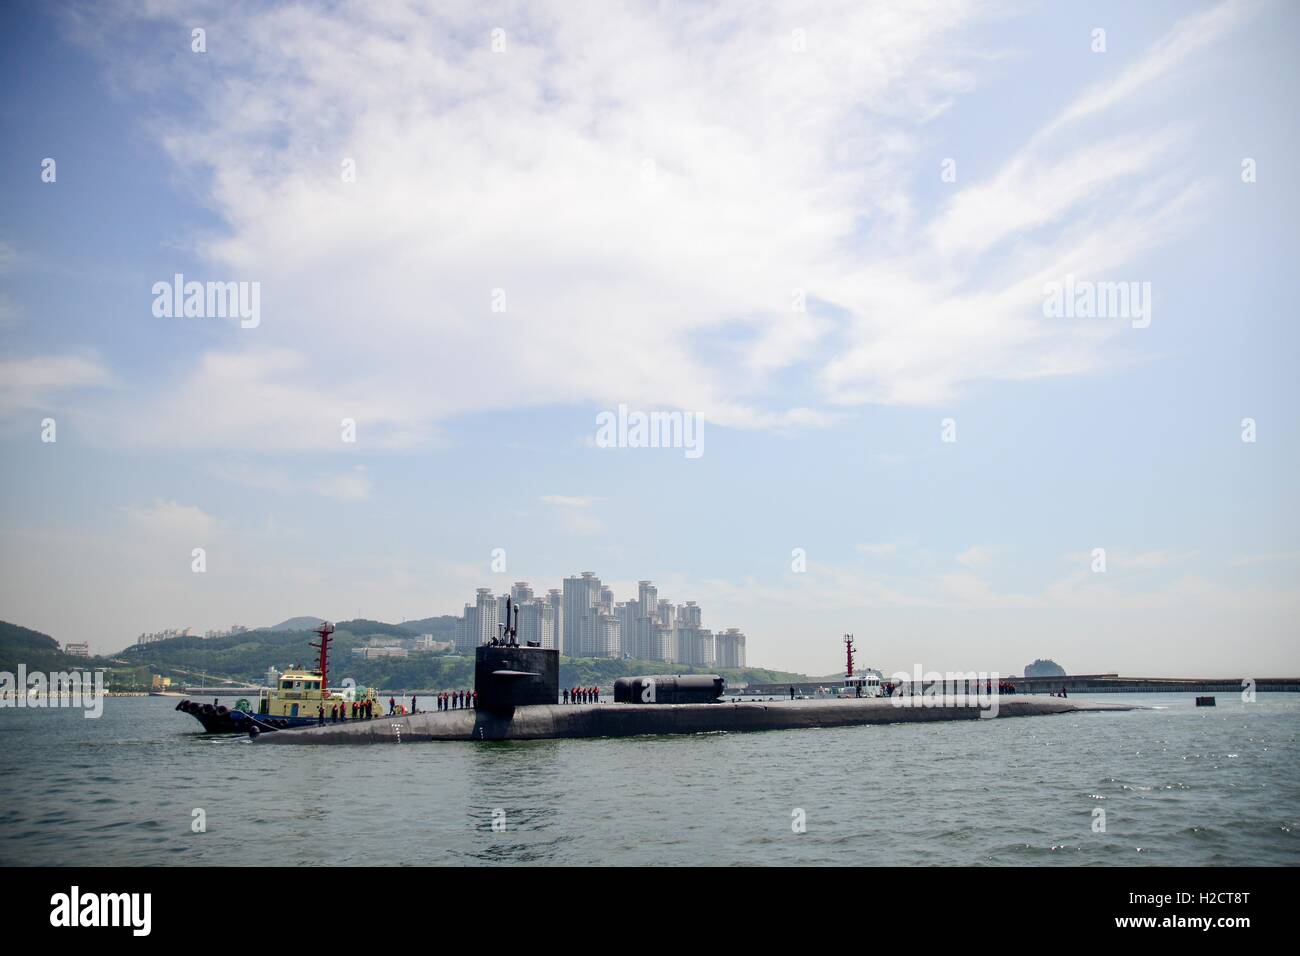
[252,695,1138,744]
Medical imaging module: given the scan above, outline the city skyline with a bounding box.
[119,573,749,670]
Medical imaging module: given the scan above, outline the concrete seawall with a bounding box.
[254,695,1137,744]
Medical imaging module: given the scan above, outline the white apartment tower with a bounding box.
[455,602,477,653]
[546,589,563,654]
[517,598,557,649]
[475,588,499,645]
[615,601,638,657]
[563,572,602,657]
[715,628,747,668]
[637,581,657,617]
[580,609,621,659]
[675,601,714,667]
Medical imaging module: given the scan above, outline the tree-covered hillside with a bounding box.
[0,620,75,673]
[117,620,810,691]
[0,621,152,690]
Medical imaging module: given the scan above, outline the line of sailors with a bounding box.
[319,699,376,723]
[384,686,606,713]
[436,690,476,710]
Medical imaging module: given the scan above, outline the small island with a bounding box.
[1024,658,1066,678]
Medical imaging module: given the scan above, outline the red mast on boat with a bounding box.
[844,633,855,677]
[310,622,335,691]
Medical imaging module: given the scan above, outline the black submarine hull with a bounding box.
[252,695,1137,744]
[251,641,1136,744]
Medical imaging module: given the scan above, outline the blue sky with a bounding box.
[1,0,1297,677]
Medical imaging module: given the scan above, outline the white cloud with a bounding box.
[1062,549,1198,572]
[47,1,1255,445]
[123,499,217,540]
[541,494,603,535]
[818,0,1250,407]
[540,495,595,509]
[72,0,1239,447]
[855,541,901,557]
[0,353,113,421]
[1230,550,1300,567]
[210,460,372,500]
[310,468,372,502]
[955,545,994,570]
[99,348,430,451]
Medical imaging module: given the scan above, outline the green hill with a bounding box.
[0,621,152,691]
[267,616,325,631]
[116,619,809,691]
[335,619,411,639]
[0,620,73,673]
[397,615,459,639]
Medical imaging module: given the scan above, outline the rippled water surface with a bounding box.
[1,694,1296,865]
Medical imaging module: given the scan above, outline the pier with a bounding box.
[741,674,1300,697]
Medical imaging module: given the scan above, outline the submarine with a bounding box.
[252,601,1136,745]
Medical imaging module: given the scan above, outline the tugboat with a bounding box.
[833,633,882,698]
[174,622,380,733]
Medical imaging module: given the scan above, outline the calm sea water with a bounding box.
[1,694,1296,866]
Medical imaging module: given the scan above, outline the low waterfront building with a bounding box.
[351,646,409,659]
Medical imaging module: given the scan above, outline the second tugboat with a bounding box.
[174,622,381,733]
[833,633,882,698]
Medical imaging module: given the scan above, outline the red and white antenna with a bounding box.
[310,622,336,690]
[844,633,855,677]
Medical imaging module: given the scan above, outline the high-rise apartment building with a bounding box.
[517,598,556,649]
[562,572,601,656]
[546,589,563,654]
[675,602,713,667]
[715,628,747,668]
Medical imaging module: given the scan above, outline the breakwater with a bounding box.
[743,674,1300,696]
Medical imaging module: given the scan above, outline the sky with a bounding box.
[0,0,1297,678]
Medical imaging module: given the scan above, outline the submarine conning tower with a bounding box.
[475,643,559,711]
[474,595,559,712]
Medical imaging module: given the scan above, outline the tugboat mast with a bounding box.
[310,622,336,691]
[844,633,855,678]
